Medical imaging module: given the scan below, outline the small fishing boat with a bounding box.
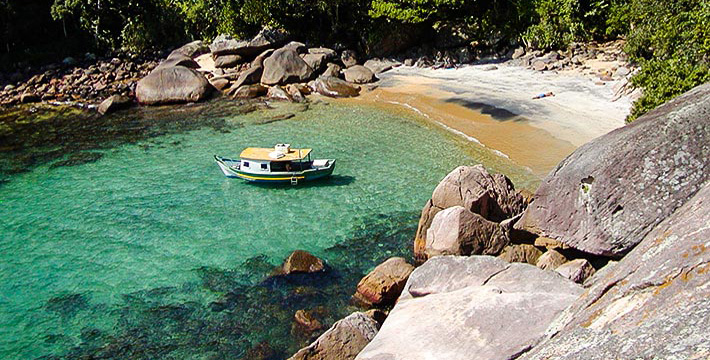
[214,144,336,184]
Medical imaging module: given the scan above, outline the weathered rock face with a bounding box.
[343,65,376,84]
[424,206,507,259]
[232,65,263,89]
[521,183,710,359]
[312,76,360,98]
[353,257,414,306]
[285,84,305,102]
[278,250,325,275]
[554,258,595,284]
[136,66,212,105]
[498,244,544,265]
[98,95,132,115]
[261,48,314,85]
[516,82,710,258]
[356,256,583,360]
[290,312,380,360]
[414,165,526,260]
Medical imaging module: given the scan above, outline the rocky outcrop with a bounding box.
[356,256,583,360]
[424,206,507,258]
[312,76,360,97]
[155,53,200,70]
[343,65,376,84]
[290,312,380,360]
[135,66,212,105]
[414,165,526,260]
[516,83,710,258]
[261,48,314,85]
[521,182,710,359]
[353,257,414,306]
[277,250,325,275]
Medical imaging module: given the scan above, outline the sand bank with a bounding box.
[339,64,633,177]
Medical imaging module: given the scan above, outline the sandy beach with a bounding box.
[341,64,633,177]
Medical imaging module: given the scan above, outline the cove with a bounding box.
[0,99,538,358]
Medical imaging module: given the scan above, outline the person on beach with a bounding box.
[533,92,555,99]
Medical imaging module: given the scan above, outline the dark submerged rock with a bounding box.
[98,95,132,115]
[278,250,325,275]
[516,82,710,258]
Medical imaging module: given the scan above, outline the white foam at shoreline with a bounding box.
[385,100,517,160]
[379,64,633,147]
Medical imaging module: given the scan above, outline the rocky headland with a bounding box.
[284,82,709,359]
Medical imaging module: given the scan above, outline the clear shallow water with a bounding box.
[0,100,538,359]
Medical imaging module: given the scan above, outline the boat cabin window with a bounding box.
[261,163,268,170]
[242,161,250,168]
[270,161,291,172]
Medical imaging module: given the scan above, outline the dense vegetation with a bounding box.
[1,0,707,118]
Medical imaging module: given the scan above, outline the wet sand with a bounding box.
[337,64,632,178]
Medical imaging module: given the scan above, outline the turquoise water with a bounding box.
[0,100,537,358]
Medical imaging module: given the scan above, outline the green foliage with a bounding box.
[622,0,710,121]
[368,0,465,23]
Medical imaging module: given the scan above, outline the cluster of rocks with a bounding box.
[135,28,397,109]
[285,82,710,360]
[0,53,160,108]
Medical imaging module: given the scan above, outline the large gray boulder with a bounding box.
[312,76,360,97]
[521,182,710,359]
[213,54,243,68]
[414,165,526,261]
[136,66,212,105]
[516,83,710,257]
[424,206,507,259]
[356,256,583,360]
[261,48,314,85]
[343,65,377,84]
[210,28,289,57]
[302,53,328,73]
[289,312,380,360]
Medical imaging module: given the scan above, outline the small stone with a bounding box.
[536,249,568,270]
[98,95,132,115]
[266,85,292,101]
[482,65,498,71]
[340,49,358,68]
[498,244,543,265]
[555,259,596,283]
[532,60,547,71]
[512,47,525,59]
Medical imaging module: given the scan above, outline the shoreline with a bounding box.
[337,63,633,177]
